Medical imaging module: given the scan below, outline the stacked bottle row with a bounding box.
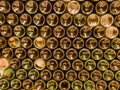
[1,47,120,61]
[0,12,120,27]
[1,78,120,90]
[7,57,120,71]
[3,67,120,82]
[0,25,119,38]
[0,0,120,15]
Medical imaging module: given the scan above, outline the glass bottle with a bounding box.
[34,58,46,71]
[25,0,38,14]
[59,59,71,71]
[53,70,64,81]
[40,48,52,60]
[16,69,27,80]
[47,59,58,71]
[12,0,24,14]
[53,48,65,60]
[10,79,21,89]
[59,80,70,90]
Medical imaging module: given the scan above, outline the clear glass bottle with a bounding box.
[67,1,80,15]
[16,69,27,80]
[34,58,46,71]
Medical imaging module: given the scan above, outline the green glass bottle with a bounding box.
[16,69,27,80]
[3,68,15,80]
[0,79,9,90]
[28,69,39,80]
[84,80,95,90]
[34,79,46,90]
[10,79,21,89]
[71,80,83,90]
[22,58,33,70]
[25,1,38,14]
[47,80,58,90]
[103,70,114,81]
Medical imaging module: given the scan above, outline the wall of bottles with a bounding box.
[0,0,120,90]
